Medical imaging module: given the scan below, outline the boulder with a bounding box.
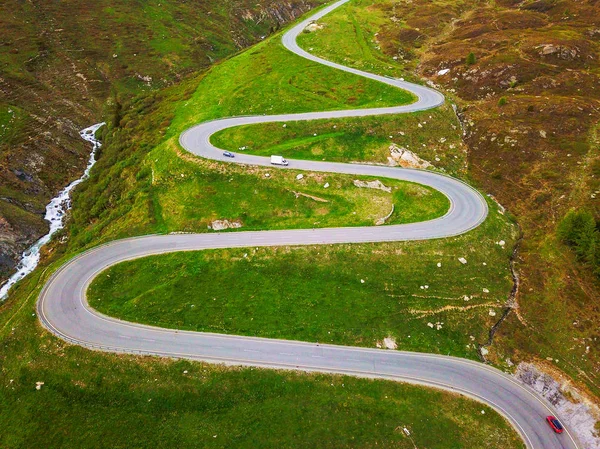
[388,144,432,169]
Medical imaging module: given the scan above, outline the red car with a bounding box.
[546,416,564,434]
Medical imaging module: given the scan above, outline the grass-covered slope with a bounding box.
[0,4,526,448]
[63,22,423,250]
[89,197,513,359]
[0,312,522,449]
[0,0,327,282]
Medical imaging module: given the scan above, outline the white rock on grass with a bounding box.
[427,322,434,328]
[353,179,391,193]
[483,288,490,293]
[323,182,330,188]
[458,257,468,264]
[437,262,442,268]
[489,309,497,317]
[211,220,243,231]
[296,174,304,180]
[35,381,44,390]
[383,337,397,349]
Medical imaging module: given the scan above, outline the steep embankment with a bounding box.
[0,0,325,284]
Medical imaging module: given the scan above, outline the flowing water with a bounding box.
[0,122,105,300]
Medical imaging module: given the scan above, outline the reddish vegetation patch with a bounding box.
[372,0,600,398]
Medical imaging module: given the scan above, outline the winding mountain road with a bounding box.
[37,1,579,447]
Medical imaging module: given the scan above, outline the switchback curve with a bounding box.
[37,1,578,448]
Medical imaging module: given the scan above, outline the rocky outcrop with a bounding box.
[353,179,392,193]
[515,363,600,449]
[537,44,579,60]
[209,219,243,231]
[388,144,433,169]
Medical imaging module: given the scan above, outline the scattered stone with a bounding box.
[537,44,579,60]
[296,174,304,180]
[353,179,391,192]
[464,295,470,301]
[35,381,44,390]
[437,262,442,268]
[323,182,329,188]
[210,219,243,231]
[489,309,497,317]
[265,173,270,178]
[383,337,397,349]
[458,257,467,264]
[388,144,432,169]
[183,370,188,374]
[427,322,434,328]
[539,130,547,138]
[437,68,450,75]
[283,124,287,128]
[360,279,365,284]
[483,288,490,293]
[305,21,323,32]
[498,240,506,247]
[480,347,489,356]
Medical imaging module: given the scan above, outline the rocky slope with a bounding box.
[0,0,324,283]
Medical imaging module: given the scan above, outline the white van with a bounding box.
[270,155,289,166]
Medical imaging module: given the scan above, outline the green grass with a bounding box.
[211,103,468,175]
[64,14,435,250]
[89,198,516,359]
[0,3,527,447]
[0,104,27,145]
[168,35,415,130]
[0,291,523,449]
[297,0,410,77]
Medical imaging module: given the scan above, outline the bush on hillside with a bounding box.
[557,209,600,276]
[466,52,476,65]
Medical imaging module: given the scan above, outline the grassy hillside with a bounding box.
[0,0,327,282]
[89,199,514,359]
[294,0,600,401]
[0,4,525,447]
[59,23,418,251]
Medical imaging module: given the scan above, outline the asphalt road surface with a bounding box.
[37,0,579,447]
